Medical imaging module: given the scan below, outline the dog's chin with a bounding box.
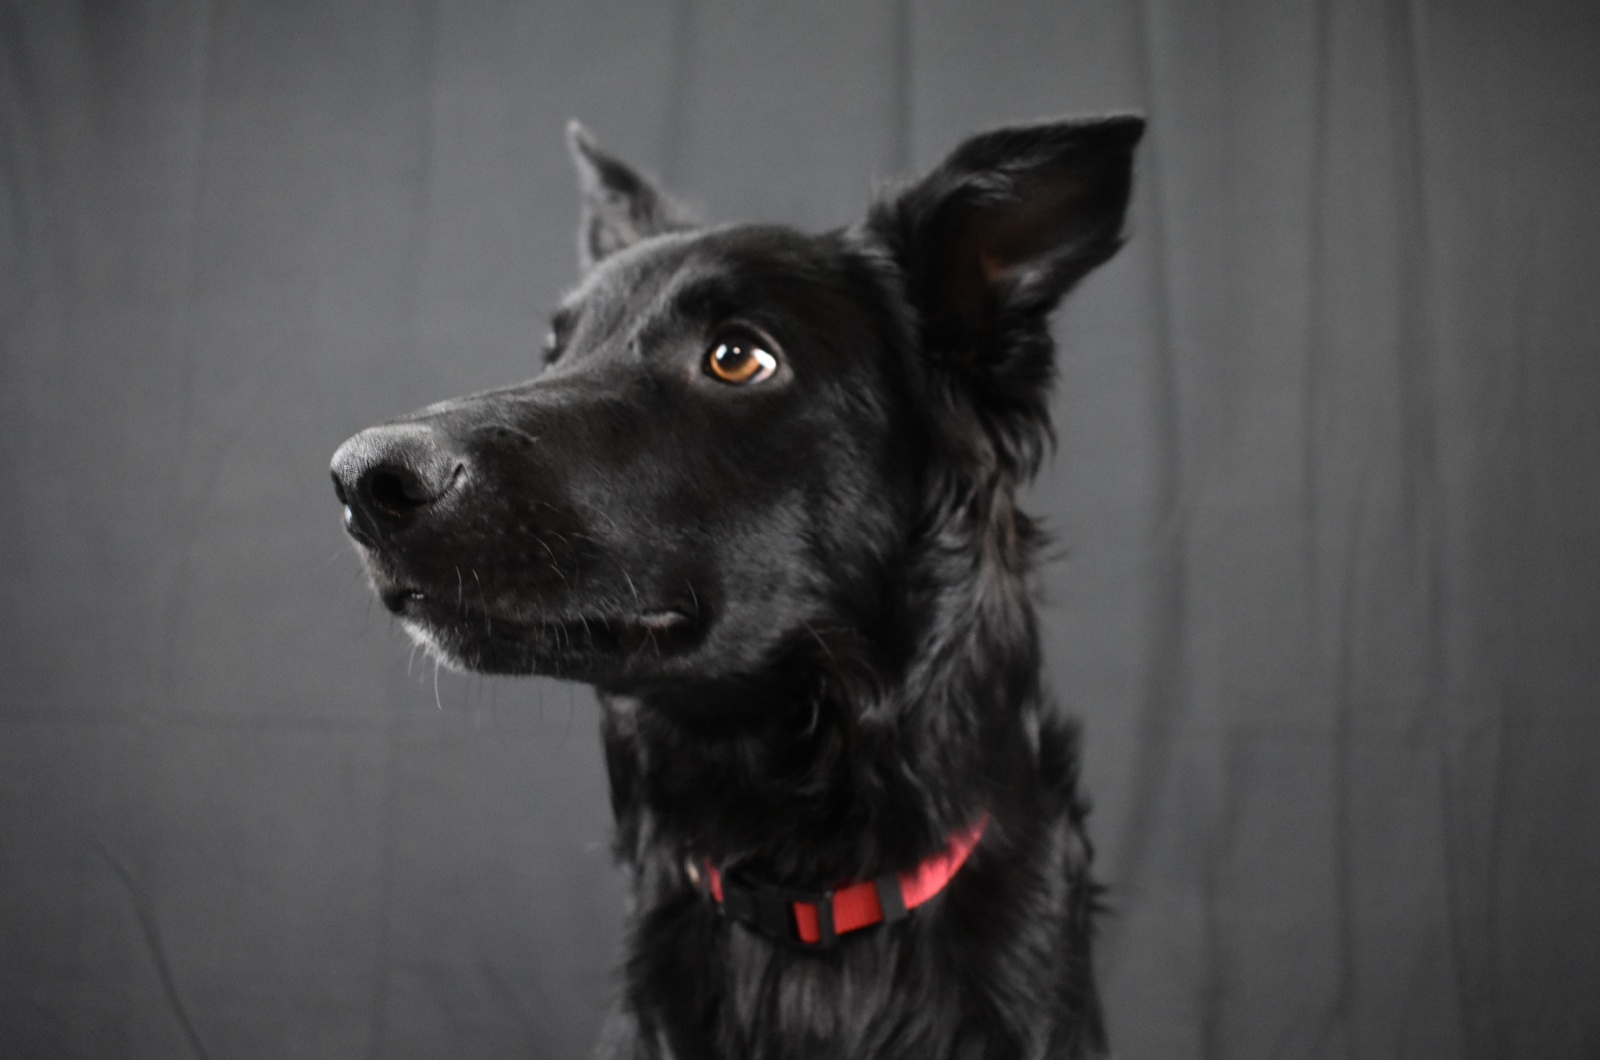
[380,584,703,682]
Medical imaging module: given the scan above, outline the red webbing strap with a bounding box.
[703,813,989,945]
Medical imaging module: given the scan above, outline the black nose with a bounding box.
[331,424,464,539]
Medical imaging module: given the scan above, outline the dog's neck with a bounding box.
[599,485,1044,886]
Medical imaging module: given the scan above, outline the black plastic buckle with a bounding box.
[716,869,838,950]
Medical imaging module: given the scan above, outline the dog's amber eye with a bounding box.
[705,333,778,385]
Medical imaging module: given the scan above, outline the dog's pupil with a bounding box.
[709,341,759,382]
[706,336,779,385]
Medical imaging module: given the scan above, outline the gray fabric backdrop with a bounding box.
[3,1,1597,1057]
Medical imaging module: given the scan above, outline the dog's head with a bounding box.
[331,118,1141,695]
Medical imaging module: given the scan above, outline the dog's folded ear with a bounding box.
[568,121,695,270]
[866,116,1143,473]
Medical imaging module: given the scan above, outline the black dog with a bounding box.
[332,115,1142,1059]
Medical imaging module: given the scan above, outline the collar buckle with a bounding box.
[716,868,838,950]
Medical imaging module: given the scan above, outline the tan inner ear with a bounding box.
[607,219,642,250]
[978,248,1013,287]
[972,178,1086,288]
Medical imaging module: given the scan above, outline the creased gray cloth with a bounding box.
[2,1,1596,1057]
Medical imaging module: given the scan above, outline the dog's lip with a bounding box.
[380,584,693,633]
[636,609,691,631]
[379,584,428,614]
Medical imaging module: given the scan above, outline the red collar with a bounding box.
[690,814,989,949]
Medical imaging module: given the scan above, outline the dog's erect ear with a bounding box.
[871,116,1143,346]
[567,121,693,270]
[866,116,1143,471]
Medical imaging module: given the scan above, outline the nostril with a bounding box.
[359,460,464,526]
[332,425,464,535]
[366,465,433,515]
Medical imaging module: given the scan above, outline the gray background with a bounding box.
[3,1,1598,1057]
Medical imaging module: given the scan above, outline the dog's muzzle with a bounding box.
[330,423,466,544]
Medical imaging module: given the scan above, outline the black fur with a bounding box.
[331,115,1142,1059]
